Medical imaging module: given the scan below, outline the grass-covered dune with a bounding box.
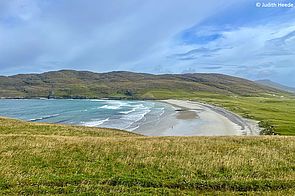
[1,118,295,195]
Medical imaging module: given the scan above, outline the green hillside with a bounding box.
[256,79,295,93]
[1,117,295,195]
[0,70,283,99]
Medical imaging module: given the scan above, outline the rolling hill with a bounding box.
[256,79,295,94]
[0,70,283,99]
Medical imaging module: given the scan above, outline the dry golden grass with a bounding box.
[0,117,137,137]
[0,117,295,195]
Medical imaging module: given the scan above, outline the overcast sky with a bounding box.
[1,0,295,86]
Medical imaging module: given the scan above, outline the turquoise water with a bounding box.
[0,99,173,131]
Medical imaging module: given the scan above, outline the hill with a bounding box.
[256,79,295,94]
[0,117,295,195]
[0,70,283,99]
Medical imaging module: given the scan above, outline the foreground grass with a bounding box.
[0,117,137,137]
[1,118,295,195]
[145,90,295,135]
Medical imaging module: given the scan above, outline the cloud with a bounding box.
[0,0,236,75]
[261,30,295,56]
[170,47,223,60]
[165,2,295,86]
[182,67,196,74]
[0,0,295,87]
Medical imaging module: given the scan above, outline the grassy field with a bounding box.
[1,117,295,195]
[144,90,295,135]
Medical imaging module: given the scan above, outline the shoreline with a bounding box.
[0,98,261,136]
[133,99,261,136]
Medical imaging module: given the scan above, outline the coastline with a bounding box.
[133,99,261,136]
[0,98,261,136]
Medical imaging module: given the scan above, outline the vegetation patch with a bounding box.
[0,118,295,194]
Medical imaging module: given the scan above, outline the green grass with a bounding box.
[0,117,136,137]
[194,94,295,135]
[145,90,295,135]
[1,117,295,195]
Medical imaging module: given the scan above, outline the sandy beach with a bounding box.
[134,99,261,136]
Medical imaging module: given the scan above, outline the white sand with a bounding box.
[134,99,261,136]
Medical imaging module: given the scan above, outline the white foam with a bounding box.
[82,118,109,127]
[158,107,165,117]
[121,108,151,129]
[99,105,121,110]
[99,101,132,110]
[90,99,105,102]
[129,125,140,131]
[29,114,60,122]
[119,103,145,114]
[119,108,136,114]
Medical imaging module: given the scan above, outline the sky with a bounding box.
[0,0,295,86]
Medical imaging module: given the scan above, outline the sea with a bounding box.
[0,99,174,131]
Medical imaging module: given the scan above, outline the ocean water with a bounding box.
[0,99,174,131]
